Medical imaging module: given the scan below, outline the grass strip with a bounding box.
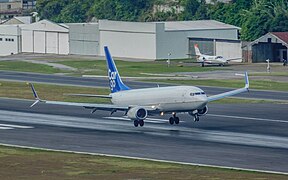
[0,145,287,180]
[0,81,283,104]
[144,79,288,92]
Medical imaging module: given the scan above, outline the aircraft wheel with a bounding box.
[169,117,174,125]
[174,117,180,124]
[194,115,199,122]
[139,120,144,127]
[134,120,139,127]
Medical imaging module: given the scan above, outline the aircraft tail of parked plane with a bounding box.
[29,46,249,127]
[194,44,202,56]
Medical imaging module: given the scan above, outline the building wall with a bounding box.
[69,23,99,56]
[156,28,240,59]
[99,20,157,59]
[21,20,69,54]
[0,25,21,56]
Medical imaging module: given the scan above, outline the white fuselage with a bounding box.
[197,55,227,65]
[110,86,208,112]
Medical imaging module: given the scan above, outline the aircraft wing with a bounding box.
[45,100,128,111]
[64,93,112,98]
[28,83,158,113]
[207,72,249,102]
[226,57,242,61]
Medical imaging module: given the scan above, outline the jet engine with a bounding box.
[189,106,208,116]
[197,105,208,116]
[127,107,148,120]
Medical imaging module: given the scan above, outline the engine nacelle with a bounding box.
[198,106,208,116]
[188,106,208,116]
[127,107,148,121]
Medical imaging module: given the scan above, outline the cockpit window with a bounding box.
[192,92,205,96]
[216,56,223,59]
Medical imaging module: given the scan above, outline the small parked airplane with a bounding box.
[194,44,241,67]
[29,46,249,127]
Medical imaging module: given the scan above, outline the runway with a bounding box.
[0,70,287,101]
[0,98,287,173]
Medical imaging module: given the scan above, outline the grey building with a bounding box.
[248,32,288,63]
[98,20,241,60]
[68,23,99,56]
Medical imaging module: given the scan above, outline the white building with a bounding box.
[98,20,241,60]
[0,19,241,60]
[0,25,21,56]
[21,19,69,54]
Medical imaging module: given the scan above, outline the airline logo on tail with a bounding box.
[194,44,202,56]
[104,46,130,93]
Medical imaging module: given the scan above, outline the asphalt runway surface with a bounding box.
[0,98,287,174]
[0,70,287,101]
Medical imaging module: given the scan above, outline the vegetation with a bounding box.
[36,0,288,41]
[0,145,287,180]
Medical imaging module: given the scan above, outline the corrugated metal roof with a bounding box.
[271,32,288,44]
[161,20,240,31]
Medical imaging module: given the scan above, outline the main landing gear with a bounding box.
[169,113,180,125]
[134,120,144,127]
[194,114,199,122]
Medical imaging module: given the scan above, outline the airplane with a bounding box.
[29,46,249,127]
[193,44,242,67]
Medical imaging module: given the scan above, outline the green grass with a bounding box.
[0,61,67,74]
[0,81,284,104]
[0,81,111,104]
[0,145,287,180]
[145,79,288,91]
[59,60,226,77]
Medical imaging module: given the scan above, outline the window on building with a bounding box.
[268,38,272,43]
[0,38,2,41]
[7,4,11,9]
[11,39,14,42]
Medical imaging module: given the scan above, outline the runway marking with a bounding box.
[0,123,34,130]
[0,126,14,130]
[0,123,34,129]
[0,143,287,175]
[103,117,165,124]
[208,114,288,123]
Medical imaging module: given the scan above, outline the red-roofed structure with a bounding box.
[247,32,288,63]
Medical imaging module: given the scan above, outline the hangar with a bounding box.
[68,23,99,56]
[249,32,288,63]
[0,19,241,59]
[98,20,241,60]
[0,25,21,56]
[21,19,69,55]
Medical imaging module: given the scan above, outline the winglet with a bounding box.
[28,83,43,107]
[244,71,249,90]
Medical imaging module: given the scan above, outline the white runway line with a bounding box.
[0,126,14,130]
[0,123,34,129]
[208,114,288,123]
[104,117,166,124]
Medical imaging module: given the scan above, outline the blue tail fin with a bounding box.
[104,46,130,93]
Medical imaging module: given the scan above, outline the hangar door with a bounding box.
[22,30,69,54]
[216,40,242,61]
[188,38,214,57]
[189,38,241,62]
